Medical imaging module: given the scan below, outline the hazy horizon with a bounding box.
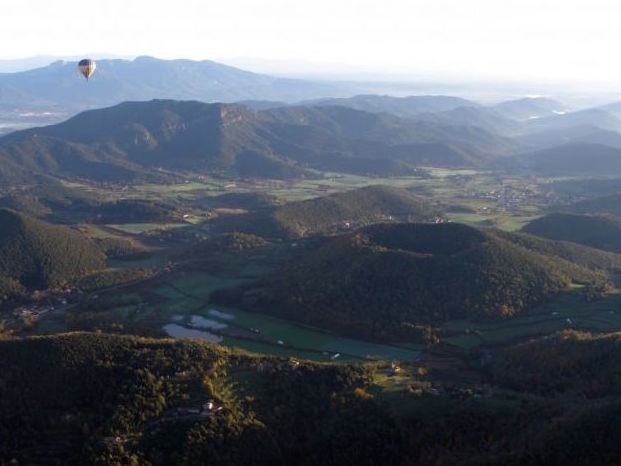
[3,0,621,87]
[2,53,619,107]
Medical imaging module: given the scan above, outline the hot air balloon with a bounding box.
[78,59,96,80]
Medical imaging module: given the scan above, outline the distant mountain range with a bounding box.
[491,97,566,121]
[0,56,352,113]
[306,94,477,117]
[495,142,621,176]
[0,56,612,130]
[522,108,621,134]
[517,125,621,151]
[0,99,517,184]
[6,96,621,183]
[0,56,571,119]
[0,55,134,73]
[4,56,621,180]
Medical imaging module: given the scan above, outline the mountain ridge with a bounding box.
[495,142,621,176]
[0,99,516,184]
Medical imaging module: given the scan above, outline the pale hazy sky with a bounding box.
[2,0,621,83]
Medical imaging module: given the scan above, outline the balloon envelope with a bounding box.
[78,59,96,80]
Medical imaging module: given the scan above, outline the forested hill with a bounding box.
[482,330,621,464]
[493,330,621,397]
[3,330,621,464]
[213,222,619,340]
[0,209,104,292]
[567,192,621,217]
[214,185,442,238]
[522,213,621,253]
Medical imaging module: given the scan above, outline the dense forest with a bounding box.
[4,332,621,464]
[492,330,621,397]
[0,275,23,305]
[82,200,178,224]
[490,228,621,271]
[0,209,105,295]
[178,233,268,261]
[0,183,100,220]
[522,212,621,253]
[0,186,178,224]
[0,333,398,466]
[567,191,621,217]
[199,192,279,211]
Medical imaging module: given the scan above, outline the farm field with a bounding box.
[446,213,542,231]
[155,271,424,362]
[441,288,621,349]
[63,169,553,233]
[106,222,188,234]
[51,263,422,363]
[168,305,424,362]
[153,270,424,361]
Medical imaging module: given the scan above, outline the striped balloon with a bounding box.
[78,59,96,80]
